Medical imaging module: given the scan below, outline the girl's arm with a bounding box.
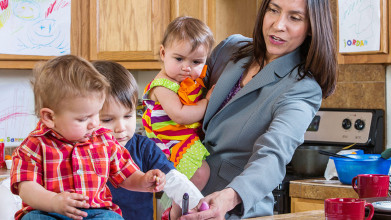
[153,86,213,125]
[153,86,208,125]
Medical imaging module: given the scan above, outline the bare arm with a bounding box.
[19,181,90,220]
[153,86,209,125]
[120,169,166,193]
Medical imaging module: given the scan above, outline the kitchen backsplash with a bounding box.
[322,64,386,110]
[323,0,386,111]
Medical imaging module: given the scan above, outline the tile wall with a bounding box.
[321,64,386,110]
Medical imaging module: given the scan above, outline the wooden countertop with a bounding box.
[247,210,324,219]
[289,178,358,200]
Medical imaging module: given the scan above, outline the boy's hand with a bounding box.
[51,191,90,220]
[144,169,166,192]
[18,181,90,220]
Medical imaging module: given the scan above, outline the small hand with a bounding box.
[145,169,166,192]
[51,191,90,220]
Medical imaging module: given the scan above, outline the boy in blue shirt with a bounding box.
[94,61,203,219]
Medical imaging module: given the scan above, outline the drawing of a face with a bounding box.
[30,19,59,45]
[13,1,40,21]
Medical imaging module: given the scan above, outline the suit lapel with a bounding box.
[204,57,248,124]
[204,48,302,125]
[224,48,302,108]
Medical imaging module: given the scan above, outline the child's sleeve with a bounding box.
[142,137,175,174]
[10,137,43,195]
[108,135,140,188]
[164,169,204,210]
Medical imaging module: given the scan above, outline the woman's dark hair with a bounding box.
[232,0,337,98]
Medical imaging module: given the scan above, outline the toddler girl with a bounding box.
[142,16,214,190]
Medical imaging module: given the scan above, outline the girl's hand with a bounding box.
[51,191,90,220]
[144,169,166,192]
[205,85,215,101]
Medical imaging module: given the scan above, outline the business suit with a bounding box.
[202,34,322,219]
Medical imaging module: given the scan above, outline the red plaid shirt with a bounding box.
[10,121,140,219]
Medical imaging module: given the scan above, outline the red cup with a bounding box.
[352,174,389,198]
[324,198,374,220]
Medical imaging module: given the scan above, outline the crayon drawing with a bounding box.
[338,0,381,53]
[0,0,71,56]
[0,79,38,147]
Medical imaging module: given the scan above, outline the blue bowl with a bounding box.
[331,154,391,185]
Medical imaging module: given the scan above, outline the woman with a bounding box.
[180,0,336,219]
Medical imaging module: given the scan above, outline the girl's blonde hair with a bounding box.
[32,55,109,117]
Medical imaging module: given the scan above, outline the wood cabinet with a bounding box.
[90,0,170,69]
[171,0,260,48]
[0,0,259,69]
[91,0,259,69]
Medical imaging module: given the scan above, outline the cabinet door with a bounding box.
[170,0,209,23]
[290,197,324,213]
[90,0,170,63]
[170,0,258,45]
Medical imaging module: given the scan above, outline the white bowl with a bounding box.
[5,160,12,170]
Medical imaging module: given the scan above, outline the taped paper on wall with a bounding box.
[0,79,38,147]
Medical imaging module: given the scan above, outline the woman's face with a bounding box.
[262,0,310,63]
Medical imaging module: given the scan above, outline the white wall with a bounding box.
[0,69,158,100]
[0,69,157,147]
[131,70,158,100]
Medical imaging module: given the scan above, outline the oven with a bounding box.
[272,108,385,214]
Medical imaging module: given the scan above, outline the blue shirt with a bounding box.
[108,134,175,220]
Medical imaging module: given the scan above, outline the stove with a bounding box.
[304,108,384,154]
[272,108,385,214]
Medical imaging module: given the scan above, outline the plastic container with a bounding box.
[0,138,5,168]
[332,154,391,185]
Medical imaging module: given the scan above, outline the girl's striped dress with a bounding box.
[142,76,209,179]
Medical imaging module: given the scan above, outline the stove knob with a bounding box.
[354,119,365,130]
[342,119,352,129]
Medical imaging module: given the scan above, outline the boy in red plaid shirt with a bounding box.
[10,55,165,220]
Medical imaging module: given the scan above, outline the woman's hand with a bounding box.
[179,188,242,220]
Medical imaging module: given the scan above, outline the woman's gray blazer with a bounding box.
[202,34,322,219]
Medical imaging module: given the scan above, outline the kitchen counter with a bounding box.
[290,178,358,199]
[289,178,358,213]
[247,210,324,219]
